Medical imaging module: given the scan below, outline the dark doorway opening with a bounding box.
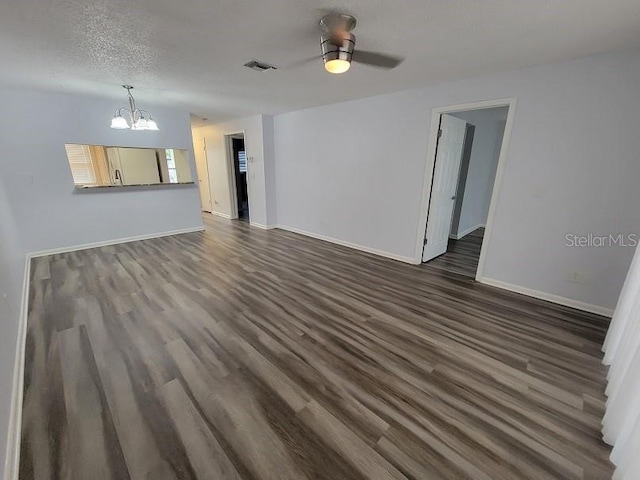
[232,136,249,221]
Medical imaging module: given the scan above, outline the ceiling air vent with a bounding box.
[243,60,277,72]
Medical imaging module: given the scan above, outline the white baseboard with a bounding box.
[210,211,231,219]
[249,222,276,230]
[450,223,486,240]
[478,276,614,317]
[29,226,206,258]
[276,224,419,265]
[4,256,31,480]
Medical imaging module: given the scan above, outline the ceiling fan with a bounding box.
[288,13,404,74]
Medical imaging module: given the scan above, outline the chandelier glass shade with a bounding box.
[110,85,159,131]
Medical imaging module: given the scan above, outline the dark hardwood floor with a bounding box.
[20,216,613,479]
[426,228,484,277]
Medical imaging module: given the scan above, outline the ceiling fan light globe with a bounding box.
[325,59,351,74]
[146,119,159,131]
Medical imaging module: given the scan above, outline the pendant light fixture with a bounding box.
[110,85,159,131]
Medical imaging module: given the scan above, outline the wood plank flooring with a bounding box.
[20,216,613,479]
[426,228,484,277]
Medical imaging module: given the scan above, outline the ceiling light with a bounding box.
[146,118,159,131]
[321,31,355,74]
[133,117,148,130]
[324,59,351,74]
[110,85,159,131]
[110,114,129,129]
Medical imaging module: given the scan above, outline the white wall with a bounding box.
[0,89,203,253]
[451,107,508,237]
[274,49,640,312]
[193,115,276,227]
[262,116,277,226]
[0,176,25,479]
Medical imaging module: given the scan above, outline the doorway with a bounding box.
[418,99,516,280]
[227,133,249,221]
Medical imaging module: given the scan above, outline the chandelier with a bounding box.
[110,85,159,131]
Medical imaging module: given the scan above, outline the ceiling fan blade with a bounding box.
[352,50,404,69]
[280,55,322,69]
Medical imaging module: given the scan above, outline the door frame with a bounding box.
[224,131,247,220]
[414,97,518,281]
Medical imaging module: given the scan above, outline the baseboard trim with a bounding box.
[478,276,614,317]
[29,226,206,258]
[450,223,486,240]
[210,211,231,219]
[250,222,276,230]
[276,224,418,265]
[4,256,31,480]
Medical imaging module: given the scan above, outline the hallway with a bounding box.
[425,228,484,277]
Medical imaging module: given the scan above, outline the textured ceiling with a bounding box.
[1,0,639,124]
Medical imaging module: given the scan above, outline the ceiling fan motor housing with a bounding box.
[321,32,356,65]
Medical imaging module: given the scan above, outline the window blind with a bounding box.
[238,150,247,173]
[65,144,96,185]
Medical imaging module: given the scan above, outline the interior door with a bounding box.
[422,114,467,262]
[194,137,213,212]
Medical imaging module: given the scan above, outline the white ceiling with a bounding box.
[1,0,639,125]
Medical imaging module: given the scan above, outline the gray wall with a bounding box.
[450,107,508,237]
[0,89,203,253]
[273,49,640,312]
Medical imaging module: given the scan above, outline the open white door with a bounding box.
[194,137,213,212]
[422,114,467,262]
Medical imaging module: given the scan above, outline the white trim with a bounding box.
[414,97,518,281]
[210,211,231,219]
[449,223,485,240]
[4,256,31,480]
[478,276,614,318]
[276,224,418,265]
[29,226,205,258]
[225,133,240,220]
[249,222,276,230]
